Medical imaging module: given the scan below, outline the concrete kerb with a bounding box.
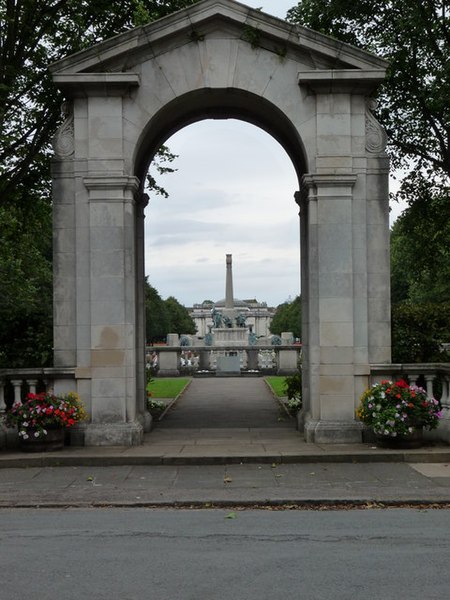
[262,377,294,420]
[2,499,450,510]
[152,377,193,422]
[1,446,450,469]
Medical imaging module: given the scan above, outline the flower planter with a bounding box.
[20,426,65,452]
[375,428,423,450]
[357,379,442,446]
[3,391,87,452]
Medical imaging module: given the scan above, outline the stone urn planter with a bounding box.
[357,379,442,447]
[20,425,65,452]
[375,428,423,450]
[3,391,87,452]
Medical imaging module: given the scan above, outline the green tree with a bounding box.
[0,1,198,366]
[164,297,197,335]
[391,303,450,363]
[270,296,302,339]
[390,186,450,304]
[287,0,450,201]
[0,202,53,368]
[145,279,170,343]
[1,0,198,208]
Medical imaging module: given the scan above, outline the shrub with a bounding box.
[391,303,450,363]
[284,370,302,414]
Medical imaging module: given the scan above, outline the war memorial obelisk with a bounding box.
[225,253,234,309]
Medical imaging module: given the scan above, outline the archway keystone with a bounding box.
[50,0,390,445]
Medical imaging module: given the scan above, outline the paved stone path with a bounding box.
[158,377,289,429]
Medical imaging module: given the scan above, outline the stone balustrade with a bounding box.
[146,345,302,377]
[0,368,76,411]
[370,363,450,412]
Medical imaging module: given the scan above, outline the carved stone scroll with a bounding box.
[365,99,387,153]
[52,102,74,159]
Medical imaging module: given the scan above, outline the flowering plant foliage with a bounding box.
[357,379,442,437]
[3,392,87,440]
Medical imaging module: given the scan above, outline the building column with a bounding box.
[80,175,143,446]
[136,193,152,432]
[301,173,363,443]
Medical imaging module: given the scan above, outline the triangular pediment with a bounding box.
[50,0,387,77]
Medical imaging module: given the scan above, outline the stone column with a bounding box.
[82,175,143,446]
[199,350,211,370]
[11,380,23,405]
[301,173,363,443]
[246,348,259,371]
[225,254,234,309]
[51,102,77,368]
[136,193,151,432]
[0,381,6,413]
[296,191,310,418]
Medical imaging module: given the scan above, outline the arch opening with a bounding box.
[134,88,308,190]
[141,115,302,429]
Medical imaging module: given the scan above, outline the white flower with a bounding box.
[34,431,40,438]
[22,421,28,427]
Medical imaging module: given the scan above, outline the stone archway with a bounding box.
[50,0,390,445]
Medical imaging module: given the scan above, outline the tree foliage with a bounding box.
[270,296,302,339]
[164,296,197,336]
[0,0,198,207]
[145,280,196,342]
[391,303,450,363]
[390,186,450,304]
[145,279,170,343]
[287,0,450,199]
[389,186,450,363]
[0,201,53,368]
[0,1,199,366]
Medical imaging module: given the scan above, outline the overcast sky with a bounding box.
[144,0,403,308]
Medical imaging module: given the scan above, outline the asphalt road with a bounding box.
[1,507,449,600]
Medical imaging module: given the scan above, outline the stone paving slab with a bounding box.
[0,462,449,507]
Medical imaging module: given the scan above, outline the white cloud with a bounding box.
[145,119,300,307]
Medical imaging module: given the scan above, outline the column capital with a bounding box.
[83,175,140,202]
[301,173,358,203]
[302,173,358,190]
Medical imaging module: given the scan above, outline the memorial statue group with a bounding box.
[211,307,247,329]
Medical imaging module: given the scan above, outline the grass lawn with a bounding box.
[264,376,287,397]
[147,377,191,398]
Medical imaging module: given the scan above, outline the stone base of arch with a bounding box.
[303,417,364,444]
[70,422,144,447]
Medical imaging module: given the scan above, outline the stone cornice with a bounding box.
[298,69,385,94]
[53,73,140,98]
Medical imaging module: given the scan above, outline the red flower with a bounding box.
[396,379,409,388]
